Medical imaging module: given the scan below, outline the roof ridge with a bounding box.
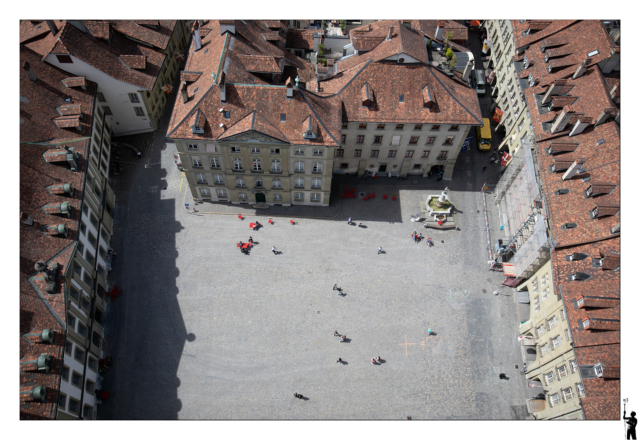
[297,89,340,146]
[426,65,483,125]
[336,58,373,95]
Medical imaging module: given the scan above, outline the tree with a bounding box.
[448,55,457,70]
[445,31,454,48]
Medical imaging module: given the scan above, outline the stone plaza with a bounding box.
[99,133,532,420]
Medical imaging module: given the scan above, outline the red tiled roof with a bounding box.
[236,54,283,73]
[20,45,95,420]
[20,20,64,44]
[42,22,166,90]
[285,29,315,50]
[119,54,146,69]
[85,20,110,39]
[20,46,96,143]
[180,71,202,83]
[110,20,173,50]
[168,83,342,147]
[61,77,86,88]
[334,61,482,125]
[511,20,578,50]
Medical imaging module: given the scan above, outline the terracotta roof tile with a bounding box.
[55,104,82,116]
[60,77,86,88]
[512,20,577,49]
[119,54,146,69]
[236,54,283,73]
[85,20,110,39]
[180,71,202,83]
[20,20,63,44]
[110,20,173,50]
[285,29,316,50]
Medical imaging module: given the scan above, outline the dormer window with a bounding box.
[577,297,584,306]
[555,189,570,195]
[544,52,550,63]
[566,252,587,261]
[591,206,598,217]
[561,223,577,230]
[596,139,605,146]
[522,28,531,36]
[523,55,530,68]
[569,272,591,281]
[582,319,590,328]
[587,49,600,58]
[547,65,552,73]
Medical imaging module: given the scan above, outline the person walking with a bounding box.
[347,217,352,225]
[336,358,343,363]
[376,356,381,363]
[499,373,508,380]
[339,335,346,343]
[136,151,141,159]
[294,393,304,399]
[248,236,253,244]
[482,165,487,172]
[333,284,339,291]
[418,233,423,243]
[359,221,363,227]
[271,246,277,254]
[371,358,377,365]
[378,247,383,255]
[334,331,340,337]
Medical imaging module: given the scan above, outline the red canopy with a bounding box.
[470,20,481,27]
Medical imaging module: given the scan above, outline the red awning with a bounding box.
[492,108,503,123]
[470,20,481,27]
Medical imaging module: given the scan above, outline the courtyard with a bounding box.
[99,133,532,420]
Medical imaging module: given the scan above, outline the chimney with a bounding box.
[541,79,568,104]
[193,21,202,51]
[180,82,189,104]
[562,158,586,181]
[550,105,574,134]
[435,22,444,40]
[462,58,474,82]
[594,107,617,126]
[569,117,592,137]
[22,61,37,83]
[572,58,590,79]
[386,26,394,41]
[286,77,294,98]
[46,20,58,36]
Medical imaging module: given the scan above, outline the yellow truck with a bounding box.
[476,118,492,151]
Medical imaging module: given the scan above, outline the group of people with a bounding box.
[347,217,364,227]
[411,231,434,247]
[237,237,254,254]
[427,169,444,181]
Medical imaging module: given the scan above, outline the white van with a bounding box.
[474,70,486,95]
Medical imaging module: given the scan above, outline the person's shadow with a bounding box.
[273,250,282,255]
[378,250,386,254]
[358,225,368,229]
[338,291,347,296]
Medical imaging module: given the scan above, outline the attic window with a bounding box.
[555,189,570,195]
[522,28,531,36]
[224,111,230,119]
[399,94,404,103]
[561,222,577,230]
[569,272,591,281]
[194,87,199,93]
[566,252,588,261]
[56,55,73,64]
[280,113,286,122]
[587,49,600,57]
[596,139,605,146]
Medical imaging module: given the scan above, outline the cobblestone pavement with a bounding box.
[102,127,529,420]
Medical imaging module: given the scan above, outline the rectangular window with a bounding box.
[311,178,321,189]
[88,357,97,371]
[231,146,241,153]
[68,399,79,415]
[388,150,397,158]
[414,124,423,130]
[545,371,555,384]
[128,93,140,103]
[541,343,549,355]
[77,323,87,338]
[187,144,198,150]
[310,193,320,202]
[565,329,571,341]
[233,159,243,170]
[312,162,322,173]
[449,125,459,131]
[58,393,66,410]
[560,309,566,320]
[377,124,385,130]
[83,405,93,419]
[431,125,440,131]
[548,316,557,329]
[359,123,367,129]
[413,164,421,169]
[533,296,540,313]
[71,371,82,386]
[81,297,90,311]
[536,324,546,337]
[313,149,323,156]
[210,157,220,168]
[294,192,303,201]
[552,336,562,349]
[86,380,95,394]
[342,122,348,128]
[395,124,404,130]
[97,92,106,102]
[437,151,448,160]
[200,188,211,196]
[103,106,112,115]
[216,189,227,198]
[251,147,260,153]
[444,136,454,145]
[562,387,574,401]
[270,148,280,154]
[570,359,578,373]
[374,136,383,144]
[69,285,79,301]
[354,149,362,157]
[549,393,560,407]
[370,150,379,158]
[557,365,568,378]
[409,136,419,144]
[422,150,430,158]
[405,150,414,158]
[62,365,69,381]
[252,160,262,171]
[295,148,305,155]
[335,149,344,157]
[196,173,207,183]
[295,161,304,172]
[192,158,202,167]
[67,314,76,330]
[576,382,585,397]
[341,134,346,143]
[357,135,365,143]
[426,137,435,144]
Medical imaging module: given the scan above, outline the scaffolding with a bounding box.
[494,141,549,278]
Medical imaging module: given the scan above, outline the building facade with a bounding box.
[20,44,115,419]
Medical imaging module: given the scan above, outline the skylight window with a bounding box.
[280,113,286,122]
[399,94,404,103]
[587,49,600,57]
[596,139,605,146]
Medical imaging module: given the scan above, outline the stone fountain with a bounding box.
[419,187,457,230]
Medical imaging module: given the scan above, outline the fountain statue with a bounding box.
[436,187,449,207]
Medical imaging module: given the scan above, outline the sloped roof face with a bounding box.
[512,19,578,49]
[110,20,175,50]
[20,20,64,44]
[20,46,97,143]
[285,29,315,50]
[168,84,341,146]
[522,20,619,87]
[338,20,428,73]
[335,62,481,125]
[43,22,166,90]
[236,54,283,73]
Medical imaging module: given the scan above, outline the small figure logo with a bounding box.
[624,399,637,439]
